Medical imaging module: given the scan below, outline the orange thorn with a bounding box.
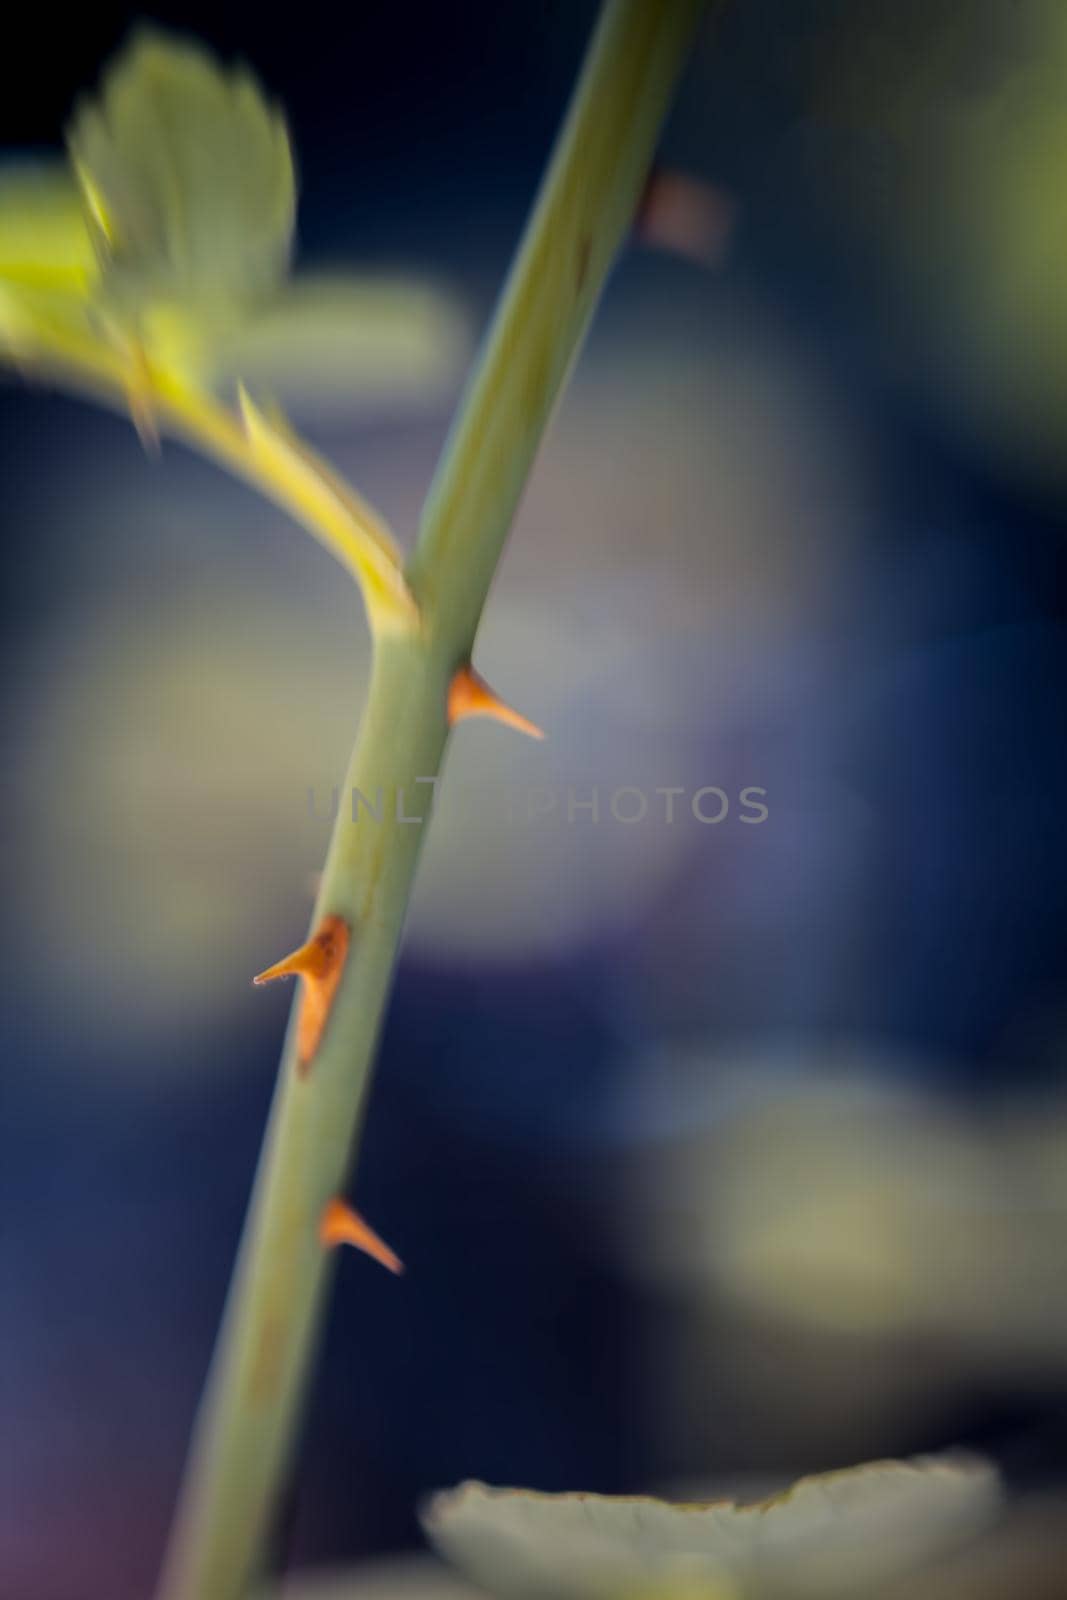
[253,913,350,1073]
[320,1197,404,1275]
[447,664,544,740]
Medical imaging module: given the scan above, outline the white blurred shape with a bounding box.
[423,1456,1000,1600]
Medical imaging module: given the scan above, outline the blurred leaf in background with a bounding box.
[420,1457,1000,1600]
[1,28,470,413]
[808,0,1067,490]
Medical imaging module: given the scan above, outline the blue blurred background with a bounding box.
[3,2,1067,1596]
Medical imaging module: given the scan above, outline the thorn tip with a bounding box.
[253,913,350,1070]
[447,664,544,740]
[126,343,160,452]
[320,1198,404,1275]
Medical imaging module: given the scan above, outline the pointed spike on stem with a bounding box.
[127,348,160,453]
[447,664,545,740]
[319,1198,404,1275]
[234,381,419,633]
[236,381,285,447]
[253,913,350,1072]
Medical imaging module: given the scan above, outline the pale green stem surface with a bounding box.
[157,4,707,1596]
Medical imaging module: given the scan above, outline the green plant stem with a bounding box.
[157,4,706,1596]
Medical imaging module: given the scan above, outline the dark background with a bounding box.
[3,3,1067,1596]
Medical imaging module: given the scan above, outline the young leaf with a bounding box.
[66,28,295,332]
[0,162,100,354]
[207,274,471,417]
[0,162,96,291]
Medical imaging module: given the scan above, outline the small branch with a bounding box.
[156,4,707,1597]
[17,324,418,632]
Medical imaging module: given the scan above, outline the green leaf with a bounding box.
[0,161,96,290]
[422,1456,1002,1600]
[0,162,101,356]
[208,273,471,417]
[66,27,295,328]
